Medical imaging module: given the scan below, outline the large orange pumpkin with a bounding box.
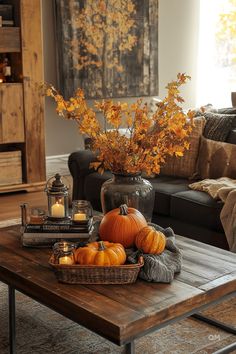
[99,204,147,248]
[75,241,126,266]
[135,226,166,254]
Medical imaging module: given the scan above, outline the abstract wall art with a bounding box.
[54,0,158,99]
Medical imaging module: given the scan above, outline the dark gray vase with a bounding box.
[100,173,155,222]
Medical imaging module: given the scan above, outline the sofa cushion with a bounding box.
[150,176,190,216]
[203,112,235,141]
[160,116,205,178]
[170,189,224,232]
[196,136,236,179]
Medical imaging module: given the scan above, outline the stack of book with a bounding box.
[22,219,94,247]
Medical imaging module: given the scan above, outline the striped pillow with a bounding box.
[203,112,235,141]
[160,117,206,178]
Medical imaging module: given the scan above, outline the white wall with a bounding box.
[42,0,200,157]
[159,0,200,107]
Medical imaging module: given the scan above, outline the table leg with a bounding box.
[8,285,16,354]
[213,341,236,354]
[192,313,236,334]
[124,341,135,354]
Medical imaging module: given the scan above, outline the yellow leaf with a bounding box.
[175,151,184,157]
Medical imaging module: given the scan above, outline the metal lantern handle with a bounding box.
[45,173,69,194]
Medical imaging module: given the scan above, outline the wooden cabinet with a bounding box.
[0,84,24,143]
[0,27,20,52]
[0,0,46,192]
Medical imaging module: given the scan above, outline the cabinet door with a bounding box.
[0,83,25,143]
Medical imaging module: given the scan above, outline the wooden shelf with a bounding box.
[0,27,20,53]
[0,83,24,144]
[0,181,46,193]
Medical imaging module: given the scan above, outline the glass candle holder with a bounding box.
[29,208,45,224]
[72,200,93,224]
[53,241,75,265]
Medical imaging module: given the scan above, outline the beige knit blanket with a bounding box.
[189,177,236,252]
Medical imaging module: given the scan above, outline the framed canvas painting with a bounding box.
[54,0,158,99]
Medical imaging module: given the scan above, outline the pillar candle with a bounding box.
[51,202,65,218]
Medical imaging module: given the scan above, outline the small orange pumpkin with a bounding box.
[135,226,166,254]
[75,241,126,266]
[99,204,147,248]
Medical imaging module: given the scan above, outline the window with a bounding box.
[197,0,236,107]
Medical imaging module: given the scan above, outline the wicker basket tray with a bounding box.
[49,255,143,284]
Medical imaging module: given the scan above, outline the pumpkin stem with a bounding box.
[119,204,128,215]
[98,241,106,251]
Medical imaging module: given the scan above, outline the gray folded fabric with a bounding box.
[128,223,182,283]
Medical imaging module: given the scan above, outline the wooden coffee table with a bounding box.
[0,226,236,354]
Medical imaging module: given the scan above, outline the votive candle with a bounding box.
[51,202,65,218]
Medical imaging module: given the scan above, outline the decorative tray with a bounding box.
[49,255,144,285]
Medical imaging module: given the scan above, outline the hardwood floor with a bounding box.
[0,191,47,221]
[0,158,72,222]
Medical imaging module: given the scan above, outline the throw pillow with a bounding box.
[203,112,235,141]
[196,136,236,179]
[216,108,236,128]
[193,104,217,117]
[160,116,206,178]
[217,107,236,115]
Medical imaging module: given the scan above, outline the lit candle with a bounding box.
[73,213,87,221]
[59,255,74,265]
[51,202,65,218]
[0,78,3,83]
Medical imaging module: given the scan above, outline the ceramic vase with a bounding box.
[100,173,155,222]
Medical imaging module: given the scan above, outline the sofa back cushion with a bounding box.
[160,116,206,178]
[196,136,236,179]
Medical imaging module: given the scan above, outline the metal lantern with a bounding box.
[45,173,69,220]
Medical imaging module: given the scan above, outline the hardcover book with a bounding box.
[21,226,94,247]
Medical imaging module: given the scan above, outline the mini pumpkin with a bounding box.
[99,204,147,248]
[75,241,126,266]
[135,226,166,254]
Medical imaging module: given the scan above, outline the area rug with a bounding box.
[0,225,236,353]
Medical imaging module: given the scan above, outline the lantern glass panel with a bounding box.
[48,194,69,219]
[53,241,75,264]
[72,200,93,223]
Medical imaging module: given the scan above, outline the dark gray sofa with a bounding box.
[68,111,236,251]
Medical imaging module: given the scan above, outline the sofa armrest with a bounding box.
[68,150,97,200]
